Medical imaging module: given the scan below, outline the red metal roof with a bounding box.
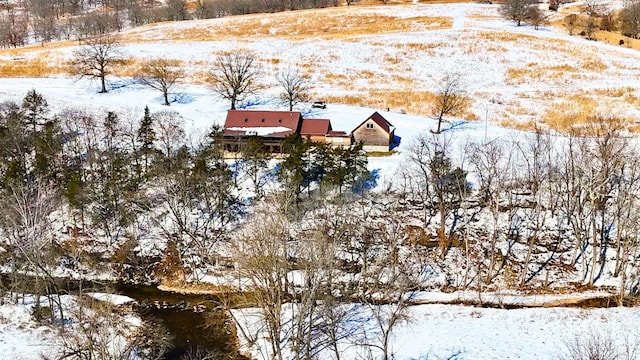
[327,131,350,137]
[354,111,394,134]
[300,119,332,136]
[224,110,303,138]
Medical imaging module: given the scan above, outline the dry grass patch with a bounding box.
[505,65,542,85]
[400,42,446,51]
[593,30,640,50]
[320,88,477,120]
[0,39,76,54]
[159,10,452,41]
[390,74,413,85]
[163,26,216,41]
[321,93,364,106]
[112,58,185,78]
[391,42,444,57]
[499,119,538,132]
[0,57,69,77]
[548,64,578,72]
[624,93,640,107]
[541,97,598,132]
[593,87,634,98]
[413,0,476,3]
[581,58,607,72]
[539,90,640,132]
[322,89,435,113]
[111,58,141,77]
[475,31,537,43]
[506,104,536,117]
[467,11,500,21]
[323,72,351,87]
[506,63,580,85]
[626,122,640,133]
[359,69,376,79]
[384,53,401,64]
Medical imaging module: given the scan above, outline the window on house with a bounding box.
[366,123,374,129]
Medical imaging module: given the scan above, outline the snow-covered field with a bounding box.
[234,303,640,360]
[1,2,640,359]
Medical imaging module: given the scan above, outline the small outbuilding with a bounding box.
[352,112,395,152]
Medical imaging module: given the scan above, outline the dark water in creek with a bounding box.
[1,275,244,360]
[115,283,246,360]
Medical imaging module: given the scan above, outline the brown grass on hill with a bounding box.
[320,88,477,120]
[498,118,537,132]
[136,10,452,42]
[0,40,77,54]
[541,96,598,132]
[582,57,607,71]
[506,62,583,85]
[593,87,634,98]
[111,58,185,78]
[547,11,640,51]
[476,31,537,43]
[624,93,640,107]
[0,57,69,77]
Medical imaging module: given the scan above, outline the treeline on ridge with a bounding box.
[0,0,340,48]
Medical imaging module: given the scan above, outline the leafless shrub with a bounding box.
[54,294,173,360]
[558,331,640,360]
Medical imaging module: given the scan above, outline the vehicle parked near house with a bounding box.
[312,101,327,109]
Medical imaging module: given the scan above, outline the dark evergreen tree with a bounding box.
[34,118,63,182]
[22,89,48,136]
[160,125,242,268]
[91,111,137,245]
[279,133,310,203]
[0,101,28,186]
[137,105,157,177]
[240,135,270,197]
[429,150,470,243]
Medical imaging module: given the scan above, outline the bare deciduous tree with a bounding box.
[527,6,550,30]
[56,294,173,360]
[581,0,604,40]
[431,72,467,134]
[164,0,189,21]
[500,0,536,26]
[276,65,309,111]
[0,10,29,48]
[620,1,640,38]
[0,180,63,324]
[231,204,290,360]
[72,34,122,93]
[208,51,261,110]
[564,13,580,35]
[139,58,184,106]
[355,201,427,360]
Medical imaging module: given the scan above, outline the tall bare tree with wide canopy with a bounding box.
[139,58,184,106]
[208,51,261,110]
[276,65,308,111]
[72,34,122,93]
[431,72,467,134]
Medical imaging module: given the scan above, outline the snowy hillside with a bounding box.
[2,2,640,132]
